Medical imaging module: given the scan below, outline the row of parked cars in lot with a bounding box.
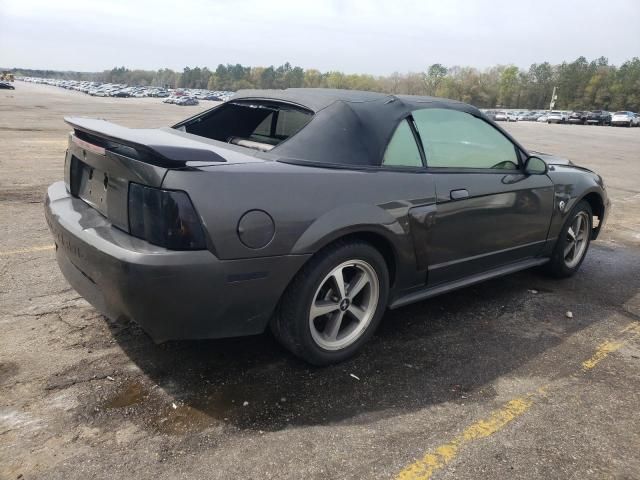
[483,109,640,127]
[17,77,234,106]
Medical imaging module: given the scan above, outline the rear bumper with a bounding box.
[45,181,309,342]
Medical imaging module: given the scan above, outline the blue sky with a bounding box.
[1,0,639,73]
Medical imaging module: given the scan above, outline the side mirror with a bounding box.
[524,156,548,175]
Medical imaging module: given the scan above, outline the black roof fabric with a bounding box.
[229,88,488,167]
[233,88,392,113]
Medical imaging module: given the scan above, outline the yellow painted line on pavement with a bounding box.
[621,322,640,336]
[582,341,623,370]
[583,323,640,371]
[395,322,640,480]
[0,245,55,257]
[396,397,534,480]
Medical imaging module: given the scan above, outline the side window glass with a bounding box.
[382,119,423,168]
[412,108,519,170]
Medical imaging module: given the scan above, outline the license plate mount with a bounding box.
[76,159,109,216]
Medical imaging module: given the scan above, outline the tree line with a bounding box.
[9,56,640,111]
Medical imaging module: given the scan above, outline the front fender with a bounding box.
[547,166,608,240]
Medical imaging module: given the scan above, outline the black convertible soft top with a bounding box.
[229,88,487,167]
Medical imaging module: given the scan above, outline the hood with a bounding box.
[529,151,574,166]
[530,151,597,174]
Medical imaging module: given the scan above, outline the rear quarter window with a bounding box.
[382,119,423,168]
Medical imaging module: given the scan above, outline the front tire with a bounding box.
[545,200,592,278]
[271,241,389,365]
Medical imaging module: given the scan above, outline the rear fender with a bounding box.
[291,203,422,291]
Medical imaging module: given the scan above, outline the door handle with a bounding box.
[450,189,469,200]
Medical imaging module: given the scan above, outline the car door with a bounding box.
[411,108,554,285]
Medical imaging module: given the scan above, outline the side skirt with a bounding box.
[389,257,549,309]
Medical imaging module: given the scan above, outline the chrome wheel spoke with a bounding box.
[331,268,346,299]
[564,241,575,259]
[567,227,576,241]
[310,300,340,319]
[324,312,344,341]
[574,215,583,236]
[347,304,366,323]
[347,271,369,299]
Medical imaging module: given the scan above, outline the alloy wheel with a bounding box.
[309,259,379,351]
[564,211,590,268]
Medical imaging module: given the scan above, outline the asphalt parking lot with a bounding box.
[1,82,639,480]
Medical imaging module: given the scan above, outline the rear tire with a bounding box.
[271,241,389,365]
[545,200,592,278]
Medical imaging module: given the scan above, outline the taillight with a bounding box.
[128,183,206,250]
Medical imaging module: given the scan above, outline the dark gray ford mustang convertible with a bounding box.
[45,88,609,364]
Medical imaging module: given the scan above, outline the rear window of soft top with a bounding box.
[175,101,313,152]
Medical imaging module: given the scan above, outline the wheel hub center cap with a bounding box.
[339,298,350,311]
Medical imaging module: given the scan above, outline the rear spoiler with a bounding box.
[65,117,226,166]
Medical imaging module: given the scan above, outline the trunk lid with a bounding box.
[63,117,263,232]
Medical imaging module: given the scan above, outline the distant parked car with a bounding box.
[529,112,546,121]
[176,96,199,106]
[611,111,639,127]
[0,82,15,90]
[494,111,508,121]
[568,111,588,125]
[482,110,497,121]
[537,113,549,123]
[495,111,517,122]
[586,111,611,126]
[547,111,568,124]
